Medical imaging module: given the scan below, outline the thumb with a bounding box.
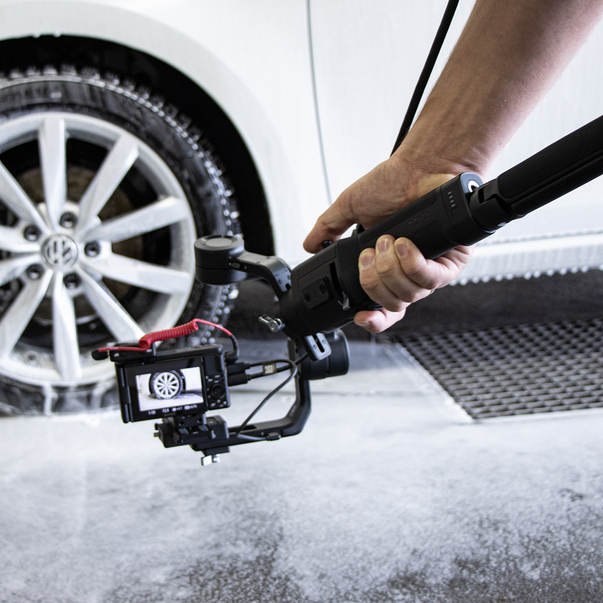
[303,194,355,253]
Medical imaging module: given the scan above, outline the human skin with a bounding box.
[303,0,603,333]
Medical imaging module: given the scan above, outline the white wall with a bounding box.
[310,0,603,280]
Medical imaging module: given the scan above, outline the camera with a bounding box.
[113,344,230,424]
[94,232,352,465]
[97,305,350,465]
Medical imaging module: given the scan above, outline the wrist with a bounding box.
[386,152,462,204]
[392,131,487,186]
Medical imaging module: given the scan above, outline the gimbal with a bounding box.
[98,0,603,464]
[100,113,603,466]
[196,114,603,340]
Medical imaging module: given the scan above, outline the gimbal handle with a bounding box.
[196,115,603,342]
[275,114,603,339]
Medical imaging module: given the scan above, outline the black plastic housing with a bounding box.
[470,114,603,230]
[112,345,229,424]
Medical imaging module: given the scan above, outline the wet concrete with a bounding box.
[1,339,603,603]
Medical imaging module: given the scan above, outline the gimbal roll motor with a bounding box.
[193,235,249,285]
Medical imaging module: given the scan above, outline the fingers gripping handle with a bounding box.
[356,172,485,258]
[279,173,490,339]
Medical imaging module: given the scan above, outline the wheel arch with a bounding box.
[0,33,275,256]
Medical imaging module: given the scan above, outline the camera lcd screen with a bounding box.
[136,367,204,412]
[123,357,208,421]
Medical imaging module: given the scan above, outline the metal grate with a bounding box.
[397,318,603,419]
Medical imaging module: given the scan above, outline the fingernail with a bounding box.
[395,240,408,257]
[360,252,374,269]
[377,238,390,254]
[355,320,371,329]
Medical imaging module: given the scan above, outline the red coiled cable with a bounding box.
[97,319,235,353]
[138,319,233,349]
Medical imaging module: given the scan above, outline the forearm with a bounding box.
[400,0,603,177]
[304,0,603,332]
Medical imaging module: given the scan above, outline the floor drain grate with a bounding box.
[396,318,603,419]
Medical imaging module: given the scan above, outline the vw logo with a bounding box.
[42,235,79,268]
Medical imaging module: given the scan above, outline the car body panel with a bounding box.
[1,0,603,277]
[0,0,330,264]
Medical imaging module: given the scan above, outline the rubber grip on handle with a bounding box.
[497,115,603,216]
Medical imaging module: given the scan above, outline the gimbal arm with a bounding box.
[154,332,349,458]
[155,364,312,457]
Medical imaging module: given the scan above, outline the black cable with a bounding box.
[239,352,307,380]
[236,433,264,442]
[294,353,309,365]
[234,358,297,437]
[391,0,460,154]
[228,334,240,360]
[219,331,239,361]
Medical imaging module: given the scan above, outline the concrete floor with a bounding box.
[1,339,603,603]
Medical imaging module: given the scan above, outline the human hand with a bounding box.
[303,154,475,332]
[354,235,473,332]
[303,154,456,253]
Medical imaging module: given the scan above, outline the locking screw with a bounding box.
[26,264,44,280]
[59,212,77,228]
[64,273,80,289]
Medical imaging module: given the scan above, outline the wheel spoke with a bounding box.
[77,268,145,341]
[39,116,67,230]
[0,161,48,233]
[0,225,41,253]
[76,134,139,235]
[0,109,199,392]
[0,255,39,287]
[83,196,191,243]
[52,274,81,381]
[80,253,192,294]
[0,269,52,359]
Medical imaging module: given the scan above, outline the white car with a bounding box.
[1,0,603,413]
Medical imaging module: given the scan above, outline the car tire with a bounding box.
[149,370,184,400]
[0,65,241,414]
